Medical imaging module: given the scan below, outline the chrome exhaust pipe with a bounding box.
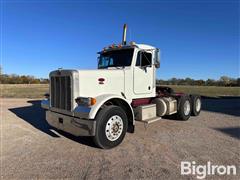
[122,24,127,45]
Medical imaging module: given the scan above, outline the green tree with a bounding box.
[219,76,231,86]
[206,79,216,86]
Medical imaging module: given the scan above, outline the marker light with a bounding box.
[129,41,136,46]
[111,44,117,48]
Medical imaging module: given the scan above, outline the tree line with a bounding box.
[0,74,49,84]
[0,72,239,86]
[156,76,240,87]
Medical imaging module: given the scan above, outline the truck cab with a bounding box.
[97,43,159,100]
[42,25,201,149]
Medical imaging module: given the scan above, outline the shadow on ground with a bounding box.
[9,100,96,148]
[8,97,239,146]
[9,100,59,137]
[202,96,240,117]
[213,127,240,140]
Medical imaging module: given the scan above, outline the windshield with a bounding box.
[98,49,134,69]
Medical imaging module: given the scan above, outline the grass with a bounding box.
[0,84,49,98]
[0,84,239,98]
[166,85,240,97]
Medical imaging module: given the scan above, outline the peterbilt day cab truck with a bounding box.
[41,24,201,149]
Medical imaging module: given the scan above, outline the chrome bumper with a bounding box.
[42,99,95,136]
[46,111,96,136]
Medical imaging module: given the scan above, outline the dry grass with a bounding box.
[167,85,240,97]
[0,84,49,98]
[0,84,239,98]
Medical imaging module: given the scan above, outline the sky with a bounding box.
[1,0,239,80]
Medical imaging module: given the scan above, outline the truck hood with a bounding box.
[76,69,125,98]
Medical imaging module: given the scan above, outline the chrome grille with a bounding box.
[50,76,71,110]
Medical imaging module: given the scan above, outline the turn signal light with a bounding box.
[91,98,97,105]
[75,97,97,106]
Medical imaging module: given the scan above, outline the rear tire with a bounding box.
[93,105,128,149]
[176,95,191,121]
[191,95,201,116]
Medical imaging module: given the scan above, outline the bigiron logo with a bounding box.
[181,161,238,179]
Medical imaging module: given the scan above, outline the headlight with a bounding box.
[75,97,96,106]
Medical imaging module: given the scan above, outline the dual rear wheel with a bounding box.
[176,95,201,120]
[191,95,201,116]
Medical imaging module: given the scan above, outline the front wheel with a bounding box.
[93,105,128,149]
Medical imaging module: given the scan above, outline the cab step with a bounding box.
[137,116,161,124]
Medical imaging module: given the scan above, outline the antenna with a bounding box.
[122,24,127,45]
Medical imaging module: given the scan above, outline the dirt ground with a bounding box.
[1,98,239,179]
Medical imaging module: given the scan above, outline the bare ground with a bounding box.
[1,98,240,179]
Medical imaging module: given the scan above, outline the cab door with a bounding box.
[133,51,154,94]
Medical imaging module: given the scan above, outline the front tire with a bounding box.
[93,105,128,149]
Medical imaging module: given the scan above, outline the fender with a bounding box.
[89,94,135,124]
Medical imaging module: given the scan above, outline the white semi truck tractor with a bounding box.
[41,24,201,149]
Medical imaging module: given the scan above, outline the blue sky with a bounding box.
[1,0,239,80]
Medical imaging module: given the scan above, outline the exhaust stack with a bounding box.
[122,24,127,45]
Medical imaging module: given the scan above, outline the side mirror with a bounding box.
[154,49,160,68]
[154,62,160,68]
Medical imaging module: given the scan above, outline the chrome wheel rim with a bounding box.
[183,100,191,116]
[105,115,123,141]
[196,98,201,112]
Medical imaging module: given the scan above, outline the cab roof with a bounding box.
[135,44,156,50]
[98,43,157,54]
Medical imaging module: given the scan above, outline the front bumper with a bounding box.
[41,99,95,136]
[46,111,96,136]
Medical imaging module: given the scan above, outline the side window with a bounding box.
[142,52,152,66]
[136,51,152,67]
[136,52,141,66]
